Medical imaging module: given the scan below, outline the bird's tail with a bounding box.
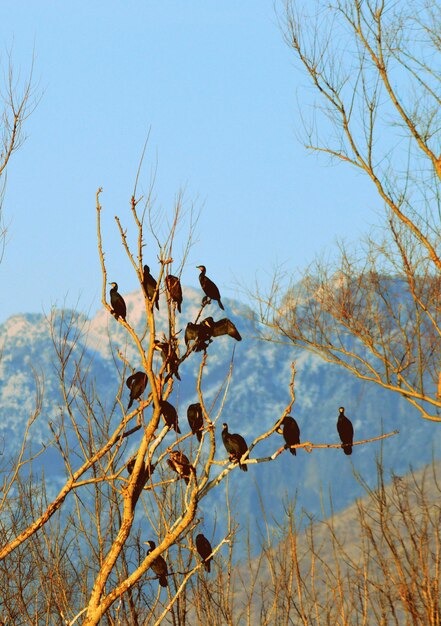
[343,444,352,455]
[219,300,225,310]
[127,398,133,410]
[159,575,168,587]
[239,462,248,472]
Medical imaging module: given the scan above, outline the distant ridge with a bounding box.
[0,286,440,529]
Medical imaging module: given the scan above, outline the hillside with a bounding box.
[225,459,441,625]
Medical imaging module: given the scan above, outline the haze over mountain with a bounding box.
[1,286,440,537]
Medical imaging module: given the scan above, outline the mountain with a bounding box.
[0,286,440,539]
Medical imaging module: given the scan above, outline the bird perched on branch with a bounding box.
[185,321,212,352]
[277,415,300,456]
[145,540,168,587]
[202,316,241,341]
[109,282,127,321]
[167,450,193,485]
[160,400,181,433]
[185,317,241,352]
[222,423,248,472]
[127,457,155,479]
[187,403,204,442]
[195,533,213,572]
[143,265,159,310]
[126,371,148,410]
[337,407,354,455]
[197,265,224,310]
[165,274,183,313]
[154,337,181,380]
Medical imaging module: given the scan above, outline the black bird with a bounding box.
[109,282,127,321]
[337,407,354,455]
[195,533,213,573]
[197,265,224,310]
[187,403,204,442]
[126,371,148,410]
[166,274,183,313]
[221,423,248,472]
[143,265,159,310]
[202,316,241,341]
[127,457,155,480]
[127,457,136,475]
[185,322,212,352]
[167,451,193,485]
[154,338,181,380]
[145,540,168,587]
[160,400,181,433]
[278,415,300,456]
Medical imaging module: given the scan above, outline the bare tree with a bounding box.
[0,170,397,623]
[258,0,441,421]
[0,54,36,260]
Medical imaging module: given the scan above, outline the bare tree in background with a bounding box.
[0,55,36,260]
[258,0,441,421]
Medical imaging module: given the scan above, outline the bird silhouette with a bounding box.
[145,540,168,587]
[109,282,127,321]
[278,415,300,456]
[154,338,181,380]
[337,407,354,455]
[187,403,204,442]
[143,265,159,310]
[202,316,241,341]
[165,274,183,313]
[160,400,181,433]
[167,451,193,485]
[197,265,224,310]
[196,533,213,572]
[185,321,212,352]
[126,371,148,410]
[222,423,248,472]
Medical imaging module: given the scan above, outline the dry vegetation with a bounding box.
[2,1,441,622]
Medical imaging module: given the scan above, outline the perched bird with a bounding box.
[160,400,181,433]
[197,265,224,310]
[143,265,159,310]
[109,282,127,321]
[195,533,213,573]
[127,457,136,475]
[185,322,212,352]
[126,371,148,410]
[145,540,168,587]
[165,274,183,313]
[154,338,181,380]
[202,317,241,341]
[167,450,193,485]
[127,457,155,481]
[278,415,300,456]
[221,423,248,472]
[187,403,204,442]
[337,407,354,455]
[127,459,156,504]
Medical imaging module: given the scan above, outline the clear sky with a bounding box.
[0,1,378,323]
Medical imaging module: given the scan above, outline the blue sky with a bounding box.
[0,2,378,323]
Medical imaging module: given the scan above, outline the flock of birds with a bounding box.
[108,264,355,585]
